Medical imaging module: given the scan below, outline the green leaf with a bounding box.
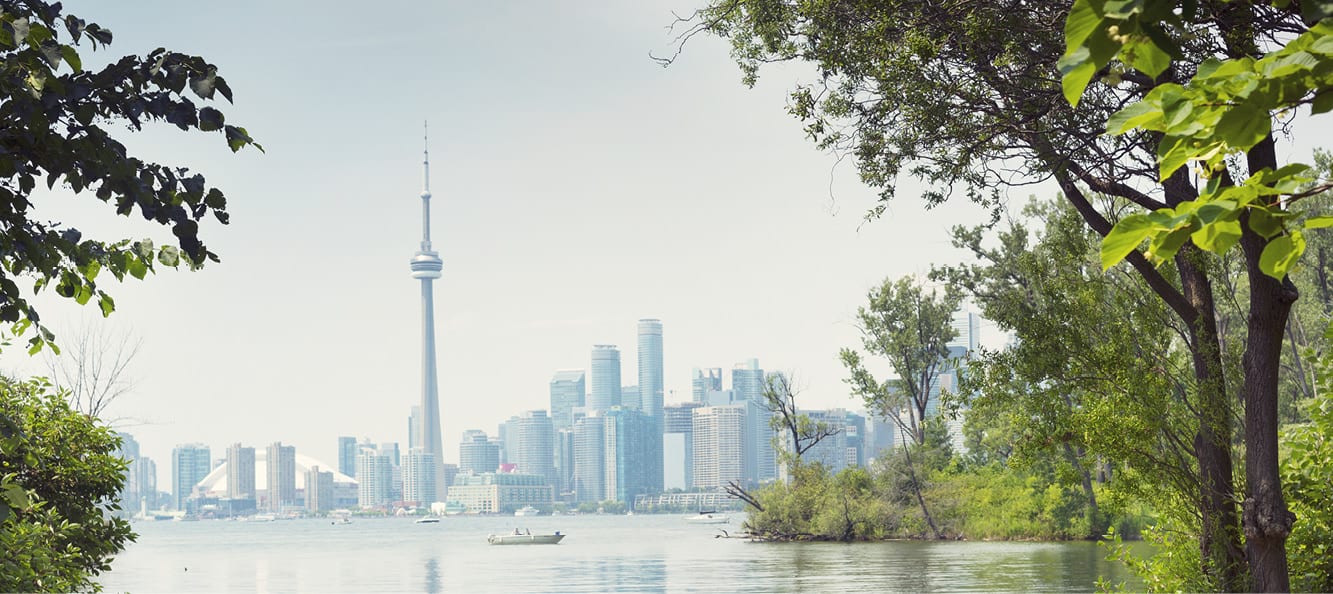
[1059,50,1098,107]
[1215,101,1271,150]
[1064,0,1104,50]
[1192,219,1243,252]
[127,258,148,280]
[1122,36,1171,77]
[1157,135,1193,180]
[1313,89,1333,115]
[1305,215,1333,229]
[98,293,115,317]
[1259,232,1305,279]
[1149,225,1194,261]
[60,45,80,72]
[1101,214,1158,270]
[158,246,180,267]
[198,107,224,132]
[1106,100,1161,134]
[1249,208,1288,239]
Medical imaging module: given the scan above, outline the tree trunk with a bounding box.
[899,438,940,538]
[1060,442,1100,539]
[1175,245,1246,591]
[1239,135,1297,593]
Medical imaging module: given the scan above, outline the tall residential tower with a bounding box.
[410,126,447,502]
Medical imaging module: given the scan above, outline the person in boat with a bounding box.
[513,528,521,535]
[555,531,561,536]
[525,528,531,535]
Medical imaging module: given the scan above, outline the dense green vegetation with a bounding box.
[0,376,133,593]
[676,0,1331,589]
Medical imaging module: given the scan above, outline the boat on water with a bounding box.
[513,505,541,517]
[415,517,441,524]
[330,517,352,525]
[686,511,730,524]
[487,531,565,545]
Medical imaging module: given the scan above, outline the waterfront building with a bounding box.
[409,127,448,502]
[226,443,256,500]
[356,448,393,507]
[516,410,557,488]
[171,443,211,511]
[337,436,357,479]
[663,402,703,490]
[572,415,605,502]
[690,367,723,404]
[796,409,850,474]
[445,472,553,514]
[589,345,621,411]
[402,449,437,504]
[548,369,586,430]
[130,457,157,515]
[305,466,335,512]
[459,430,500,474]
[266,442,296,511]
[691,405,747,490]
[602,407,654,504]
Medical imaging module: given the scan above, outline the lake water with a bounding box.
[100,514,1141,593]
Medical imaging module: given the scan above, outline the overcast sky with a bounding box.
[3,1,1327,490]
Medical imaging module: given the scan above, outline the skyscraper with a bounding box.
[403,449,437,504]
[409,127,447,502]
[459,430,500,475]
[516,410,557,488]
[636,319,665,494]
[549,369,586,431]
[573,415,605,503]
[691,405,747,490]
[305,466,334,512]
[226,443,256,500]
[266,442,295,512]
[602,407,654,504]
[408,405,421,451]
[170,443,210,511]
[691,368,722,403]
[337,436,357,479]
[357,448,393,507]
[664,402,702,489]
[589,345,621,411]
[637,319,663,417]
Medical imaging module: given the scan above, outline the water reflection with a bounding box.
[424,557,441,594]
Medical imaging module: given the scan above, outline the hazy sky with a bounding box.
[3,1,1327,490]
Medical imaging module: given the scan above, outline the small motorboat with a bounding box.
[487,531,565,545]
[415,517,441,524]
[686,511,730,524]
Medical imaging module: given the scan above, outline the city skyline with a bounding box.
[2,0,1321,493]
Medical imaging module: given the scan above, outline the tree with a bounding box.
[842,276,961,538]
[0,376,133,592]
[0,0,260,355]
[762,372,840,465]
[663,0,1319,586]
[1060,4,1333,589]
[936,198,1203,543]
[42,321,140,419]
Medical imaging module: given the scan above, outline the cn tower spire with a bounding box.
[420,121,433,252]
[409,122,446,504]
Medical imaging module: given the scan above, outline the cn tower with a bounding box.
[410,124,447,502]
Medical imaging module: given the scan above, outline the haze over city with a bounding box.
[0,0,1326,490]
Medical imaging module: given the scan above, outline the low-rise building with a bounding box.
[446,472,553,514]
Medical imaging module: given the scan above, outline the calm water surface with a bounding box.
[100,515,1140,593]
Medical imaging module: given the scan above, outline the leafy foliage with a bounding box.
[1280,324,1333,593]
[0,376,133,592]
[0,1,260,354]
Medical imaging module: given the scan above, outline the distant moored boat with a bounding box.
[487,531,565,545]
